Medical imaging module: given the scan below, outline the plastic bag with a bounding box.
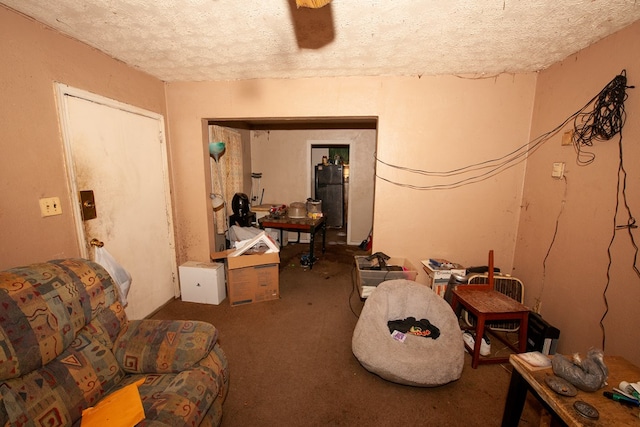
[551,348,608,392]
[94,246,132,306]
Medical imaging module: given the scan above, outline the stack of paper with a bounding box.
[229,231,279,257]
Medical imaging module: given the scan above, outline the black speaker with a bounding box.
[229,212,256,228]
[526,312,560,355]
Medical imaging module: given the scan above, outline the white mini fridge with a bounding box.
[179,261,226,305]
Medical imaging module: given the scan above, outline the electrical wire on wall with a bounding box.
[598,70,639,351]
[375,70,636,352]
[375,71,633,191]
[534,175,568,314]
[532,71,636,349]
[572,70,633,166]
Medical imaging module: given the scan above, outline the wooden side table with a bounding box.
[450,250,529,369]
[451,288,529,369]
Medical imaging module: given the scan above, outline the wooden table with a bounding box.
[258,215,326,269]
[451,287,529,369]
[502,354,640,426]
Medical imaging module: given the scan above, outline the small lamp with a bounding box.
[209,141,226,162]
[210,193,225,210]
[209,141,228,236]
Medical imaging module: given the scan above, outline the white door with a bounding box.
[56,84,178,320]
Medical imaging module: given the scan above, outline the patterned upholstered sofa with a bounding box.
[0,258,229,427]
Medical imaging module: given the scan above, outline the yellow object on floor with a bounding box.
[81,378,146,427]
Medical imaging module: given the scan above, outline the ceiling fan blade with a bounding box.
[295,0,332,8]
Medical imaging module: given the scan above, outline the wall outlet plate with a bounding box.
[561,131,573,146]
[39,197,62,217]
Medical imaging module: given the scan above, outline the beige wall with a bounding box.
[0,6,167,269]
[514,21,640,364]
[250,128,376,244]
[165,74,537,280]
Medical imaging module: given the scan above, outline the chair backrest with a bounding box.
[461,250,495,291]
[488,249,494,287]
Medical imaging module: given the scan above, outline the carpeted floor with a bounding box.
[152,229,544,426]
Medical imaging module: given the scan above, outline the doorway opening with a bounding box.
[310,142,349,247]
[207,117,377,249]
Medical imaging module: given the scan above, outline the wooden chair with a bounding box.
[450,250,529,369]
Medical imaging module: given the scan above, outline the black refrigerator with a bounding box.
[315,164,344,228]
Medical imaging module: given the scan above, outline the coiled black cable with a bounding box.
[573,70,634,165]
[376,71,635,189]
[589,70,639,351]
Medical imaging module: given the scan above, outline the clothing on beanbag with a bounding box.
[387,317,440,339]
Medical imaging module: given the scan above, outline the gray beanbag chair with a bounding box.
[352,279,464,386]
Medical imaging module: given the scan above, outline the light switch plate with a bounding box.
[552,162,565,179]
[39,197,62,217]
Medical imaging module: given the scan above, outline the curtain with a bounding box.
[209,125,243,234]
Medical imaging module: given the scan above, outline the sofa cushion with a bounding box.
[81,301,128,351]
[1,333,124,426]
[1,383,34,427]
[129,367,218,427]
[0,259,120,380]
[114,320,218,374]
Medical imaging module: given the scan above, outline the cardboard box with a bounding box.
[179,261,226,305]
[421,259,465,298]
[354,256,418,298]
[212,250,280,306]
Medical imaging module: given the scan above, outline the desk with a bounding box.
[258,215,326,269]
[502,354,640,426]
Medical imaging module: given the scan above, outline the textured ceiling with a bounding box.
[3,0,640,82]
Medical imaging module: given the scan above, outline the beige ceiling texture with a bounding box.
[3,0,640,82]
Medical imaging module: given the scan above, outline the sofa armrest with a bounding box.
[113,320,218,374]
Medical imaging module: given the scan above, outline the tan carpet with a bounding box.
[151,233,543,426]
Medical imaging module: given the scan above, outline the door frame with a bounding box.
[54,84,177,293]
